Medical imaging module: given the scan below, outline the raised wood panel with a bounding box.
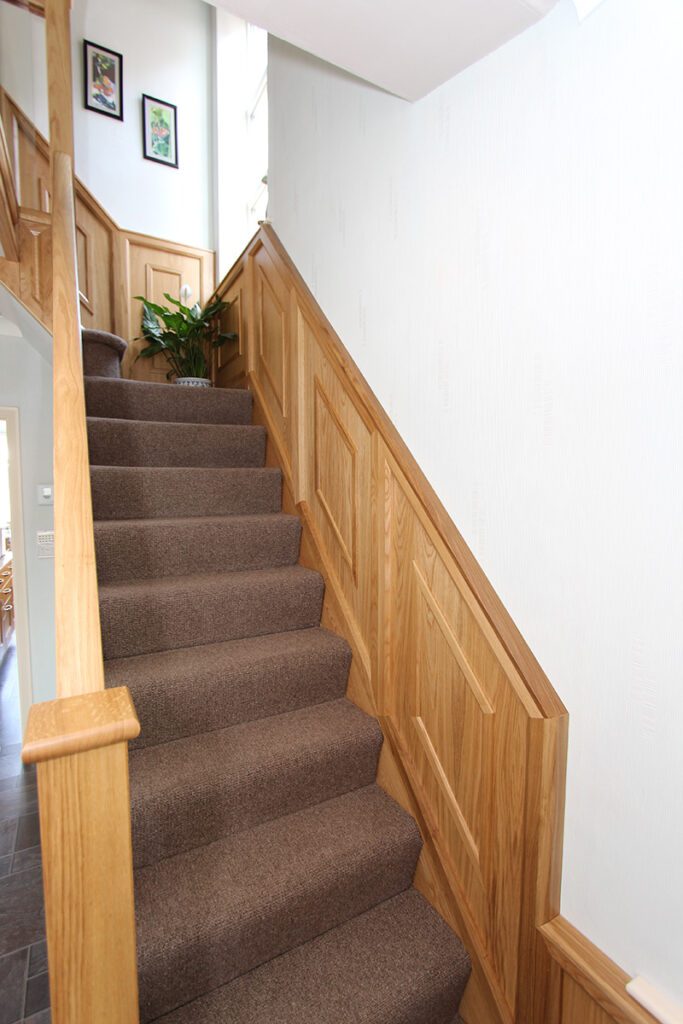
[74,193,115,331]
[0,108,19,260]
[252,242,292,460]
[17,119,50,213]
[302,313,375,677]
[562,977,615,1024]
[18,211,51,325]
[215,267,247,388]
[380,447,533,1009]
[122,236,213,382]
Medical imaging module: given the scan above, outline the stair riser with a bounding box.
[87,418,266,468]
[95,516,302,583]
[90,466,282,520]
[105,631,352,749]
[137,792,422,1021]
[85,377,252,424]
[99,572,325,659]
[130,707,383,867]
[152,891,471,1024]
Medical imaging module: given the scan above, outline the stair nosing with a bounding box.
[99,562,320,595]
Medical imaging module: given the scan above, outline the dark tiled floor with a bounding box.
[0,641,49,1024]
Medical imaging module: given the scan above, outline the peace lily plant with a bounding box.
[135,292,237,386]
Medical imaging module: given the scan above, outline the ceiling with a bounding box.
[210,0,558,101]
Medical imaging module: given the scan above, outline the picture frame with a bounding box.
[83,40,123,121]
[142,95,179,169]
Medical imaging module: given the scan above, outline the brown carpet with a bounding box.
[85,372,472,1022]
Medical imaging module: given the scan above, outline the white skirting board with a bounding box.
[626,977,683,1024]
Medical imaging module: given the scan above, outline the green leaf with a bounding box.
[135,296,169,319]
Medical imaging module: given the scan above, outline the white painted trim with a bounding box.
[0,407,34,731]
[626,978,683,1024]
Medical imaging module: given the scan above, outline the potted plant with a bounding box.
[134,292,237,386]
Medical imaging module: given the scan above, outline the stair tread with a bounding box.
[90,465,282,520]
[136,785,422,1022]
[99,565,325,659]
[94,513,302,582]
[152,889,470,1024]
[130,697,382,867]
[85,377,253,425]
[87,417,266,468]
[105,626,352,749]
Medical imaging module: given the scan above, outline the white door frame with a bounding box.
[0,407,34,730]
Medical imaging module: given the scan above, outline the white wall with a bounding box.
[0,3,49,136]
[214,10,268,277]
[268,0,683,1003]
[0,315,55,708]
[71,0,215,249]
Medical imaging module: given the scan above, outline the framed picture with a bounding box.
[83,40,123,120]
[142,95,179,169]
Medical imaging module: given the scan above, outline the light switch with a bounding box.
[37,484,54,506]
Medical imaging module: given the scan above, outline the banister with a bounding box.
[19,1,141,1021]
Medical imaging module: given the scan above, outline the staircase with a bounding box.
[85,373,472,1023]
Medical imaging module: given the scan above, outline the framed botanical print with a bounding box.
[142,95,179,169]
[83,40,123,120]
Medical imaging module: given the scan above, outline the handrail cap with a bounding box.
[22,686,140,764]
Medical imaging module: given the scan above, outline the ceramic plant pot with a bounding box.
[175,376,212,388]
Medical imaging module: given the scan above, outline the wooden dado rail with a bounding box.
[213,227,659,1024]
[0,86,214,375]
[19,0,141,1021]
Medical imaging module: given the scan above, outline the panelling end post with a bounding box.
[22,688,141,1023]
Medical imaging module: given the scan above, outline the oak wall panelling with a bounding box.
[216,226,656,1024]
[120,232,214,382]
[0,88,215,372]
[213,259,248,390]
[542,917,660,1024]
[215,225,570,1024]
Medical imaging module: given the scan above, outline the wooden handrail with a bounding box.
[20,2,141,1021]
[0,0,45,16]
[46,0,105,698]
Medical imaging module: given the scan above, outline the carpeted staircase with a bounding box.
[85,373,472,1024]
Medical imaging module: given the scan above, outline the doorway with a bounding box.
[0,408,33,743]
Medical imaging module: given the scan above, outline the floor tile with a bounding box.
[0,818,17,857]
[0,866,44,957]
[0,753,24,782]
[0,787,38,823]
[0,947,28,1024]
[24,971,50,1017]
[0,770,36,794]
[12,846,41,875]
[0,743,22,756]
[28,941,47,979]
[14,815,40,854]
[24,1013,50,1024]
[0,854,10,878]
